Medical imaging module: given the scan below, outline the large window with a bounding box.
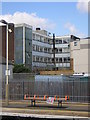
[33,56,36,62]
[36,56,39,62]
[33,34,35,40]
[48,58,51,63]
[55,49,58,53]
[33,45,36,51]
[56,39,59,44]
[44,47,48,53]
[74,41,77,46]
[62,48,69,53]
[40,47,43,52]
[59,58,62,62]
[59,40,62,44]
[40,57,43,62]
[36,45,39,51]
[63,57,70,63]
[56,58,58,62]
[58,48,62,53]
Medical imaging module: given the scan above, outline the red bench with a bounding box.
[24,94,69,107]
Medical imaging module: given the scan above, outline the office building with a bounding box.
[14,23,32,70]
[14,23,79,73]
[32,28,53,71]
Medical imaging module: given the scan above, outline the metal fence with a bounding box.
[2,78,90,102]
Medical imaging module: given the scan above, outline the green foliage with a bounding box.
[13,64,31,73]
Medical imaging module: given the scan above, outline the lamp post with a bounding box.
[0,20,13,106]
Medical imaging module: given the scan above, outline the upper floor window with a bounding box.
[59,48,62,53]
[59,40,62,44]
[74,41,77,46]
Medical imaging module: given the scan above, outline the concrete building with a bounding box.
[14,23,74,72]
[14,23,32,70]
[53,35,71,69]
[32,28,53,71]
[70,37,89,75]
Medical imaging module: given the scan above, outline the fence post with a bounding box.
[62,81,63,98]
[22,81,24,100]
[72,79,74,102]
[48,78,50,96]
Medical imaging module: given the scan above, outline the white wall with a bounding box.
[70,39,89,74]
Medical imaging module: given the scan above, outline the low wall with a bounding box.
[13,73,35,81]
[40,70,74,75]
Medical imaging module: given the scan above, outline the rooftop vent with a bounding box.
[36,28,41,30]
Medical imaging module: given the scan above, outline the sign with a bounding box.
[5,70,10,76]
[46,97,54,104]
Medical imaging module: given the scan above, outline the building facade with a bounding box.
[70,38,89,75]
[14,23,78,72]
[0,24,14,80]
[32,29,53,71]
[0,25,14,61]
[53,35,71,69]
[14,23,32,70]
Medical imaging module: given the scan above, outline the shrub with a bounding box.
[13,64,31,73]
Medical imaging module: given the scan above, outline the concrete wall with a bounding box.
[13,73,35,81]
[70,39,89,74]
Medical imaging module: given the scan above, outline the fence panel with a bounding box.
[2,79,89,102]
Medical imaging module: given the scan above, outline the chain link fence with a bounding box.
[2,76,90,102]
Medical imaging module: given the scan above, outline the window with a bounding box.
[40,36,42,42]
[44,38,47,43]
[63,40,67,44]
[56,58,58,62]
[33,45,36,51]
[36,35,40,41]
[55,49,58,53]
[48,58,51,63]
[48,48,50,53]
[29,42,30,46]
[68,44,70,48]
[64,58,67,62]
[33,34,35,40]
[64,57,70,62]
[63,48,69,53]
[44,48,48,53]
[49,39,53,44]
[59,48,62,53]
[40,47,43,52]
[74,41,77,46]
[52,58,54,62]
[36,56,39,62]
[68,57,70,62]
[36,45,39,51]
[59,40,62,44]
[40,57,43,62]
[56,40,59,44]
[48,39,50,44]
[33,56,36,62]
[44,58,47,62]
[59,58,62,62]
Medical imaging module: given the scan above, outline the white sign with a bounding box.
[5,70,10,76]
[46,97,54,104]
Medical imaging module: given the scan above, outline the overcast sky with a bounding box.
[0,0,89,37]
